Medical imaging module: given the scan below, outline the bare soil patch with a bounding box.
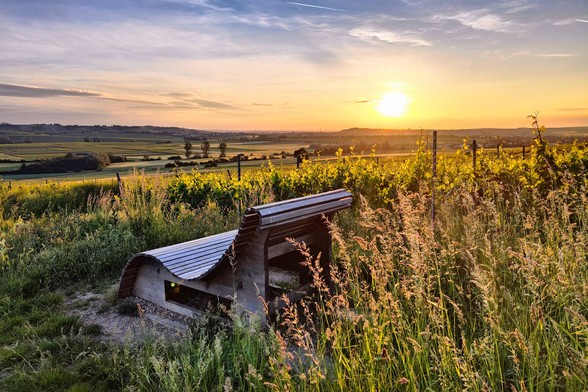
[64,288,192,344]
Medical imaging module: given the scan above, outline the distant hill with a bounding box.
[0,123,211,137]
[0,123,259,145]
[339,127,588,138]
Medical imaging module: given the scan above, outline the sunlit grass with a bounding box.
[0,135,586,390]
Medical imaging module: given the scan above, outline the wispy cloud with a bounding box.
[511,51,578,58]
[163,92,194,98]
[557,107,588,111]
[536,53,578,58]
[163,92,240,110]
[190,98,238,110]
[164,0,234,12]
[433,10,521,33]
[99,96,168,107]
[286,2,345,12]
[548,19,576,26]
[500,0,534,14]
[349,28,432,47]
[0,83,170,107]
[0,83,99,98]
[576,19,588,23]
[0,83,239,111]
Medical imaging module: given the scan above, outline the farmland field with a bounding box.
[2,124,587,184]
[0,126,312,182]
[0,125,587,391]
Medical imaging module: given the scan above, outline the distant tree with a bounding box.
[23,137,32,143]
[184,138,193,159]
[219,142,227,158]
[294,148,308,160]
[83,136,91,142]
[201,141,211,158]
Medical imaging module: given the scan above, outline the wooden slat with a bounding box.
[159,242,229,265]
[267,221,315,239]
[254,190,351,217]
[234,226,257,235]
[148,230,237,256]
[155,242,231,265]
[268,228,316,245]
[260,205,348,229]
[267,233,315,259]
[259,198,351,227]
[169,254,225,274]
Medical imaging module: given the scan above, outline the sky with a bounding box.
[0,0,587,131]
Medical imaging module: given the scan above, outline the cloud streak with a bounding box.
[557,107,588,112]
[164,92,240,110]
[164,0,234,12]
[286,2,345,12]
[349,28,432,47]
[0,83,99,98]
[0,83,239,111]
[433,10,521,33]
[511,51,578,58]
[190,98,239,110]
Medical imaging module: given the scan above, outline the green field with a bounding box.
[0,156,302,183]
[0,133,311,182]
[0,140,307,161]
[2,124,586,184]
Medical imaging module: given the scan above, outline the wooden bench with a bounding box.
[118,189,352,318]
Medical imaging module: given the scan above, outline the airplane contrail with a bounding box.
[576,18,588,23]
[286,2,345,12]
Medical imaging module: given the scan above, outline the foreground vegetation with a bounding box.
[0,127,587,391]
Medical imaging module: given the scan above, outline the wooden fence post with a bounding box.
[432,130,437,224]
[496,143,500,158]
[472,139,477,174]
[237,154,241,181]
[116,172,124,198]
[522,146,526,159]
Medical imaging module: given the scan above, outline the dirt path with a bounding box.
[64,288,192,344]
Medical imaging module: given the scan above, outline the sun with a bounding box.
[377,92,410,117]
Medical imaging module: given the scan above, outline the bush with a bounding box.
[8,153,111,174]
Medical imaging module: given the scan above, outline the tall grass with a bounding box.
[1,136,587,390]
[268,180,587,391]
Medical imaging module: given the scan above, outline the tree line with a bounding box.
[0,152,127,174]
[183,139,227,159]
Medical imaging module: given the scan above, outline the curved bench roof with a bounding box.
[119,189,352,297]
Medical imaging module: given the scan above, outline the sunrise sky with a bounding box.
[1,0,587,131]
